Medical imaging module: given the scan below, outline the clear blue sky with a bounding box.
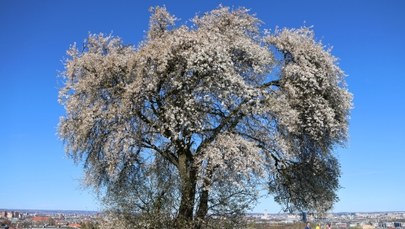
[1,0,404,213]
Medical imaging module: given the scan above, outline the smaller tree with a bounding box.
[101,154,180,228]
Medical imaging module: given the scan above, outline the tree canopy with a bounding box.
[59,5,352,228]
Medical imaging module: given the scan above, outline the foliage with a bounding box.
[58,5,352,227]
[80,221,100,229]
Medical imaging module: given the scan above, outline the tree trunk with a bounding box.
[195,189,209,229]
[195,167,213,229]
[176,150,197,227]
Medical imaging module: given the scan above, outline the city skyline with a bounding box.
[1,0,404,213]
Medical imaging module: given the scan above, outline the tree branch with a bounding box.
[141,138,179,167]
[260,79,280,89]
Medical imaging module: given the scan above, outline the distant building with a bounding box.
[379,222,388,228]
[32,215,50,225]
[2,211,21,219]
[361,225,374,229]
[336,222,348,228]
[68,223,82,228]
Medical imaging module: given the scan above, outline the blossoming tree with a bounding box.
[58,6,352,227]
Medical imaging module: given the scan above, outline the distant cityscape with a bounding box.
[246,211,405,228]
[1,209,404,228]
[0,209,99,229]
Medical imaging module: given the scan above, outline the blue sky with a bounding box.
[1,0,404,213]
